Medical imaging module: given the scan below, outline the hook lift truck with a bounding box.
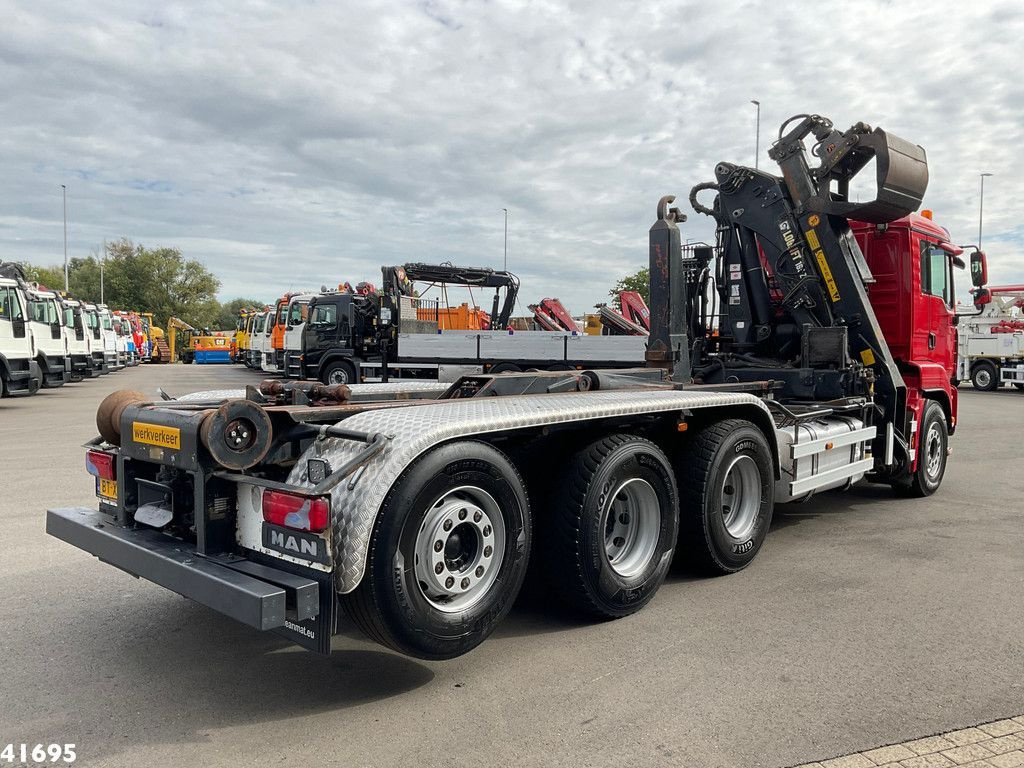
[47,113,979,660]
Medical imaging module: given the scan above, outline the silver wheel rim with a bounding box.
[413,486,505,613]
[924,422,942,479]
[328,367,349,385]
[603,478,661,578]
[975,369,992,388]
[721,455,760,540]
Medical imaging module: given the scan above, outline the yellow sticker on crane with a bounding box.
[860,348,876,366]
[805,228,821,251]
[132,422,181,450]
[813,250,841,302]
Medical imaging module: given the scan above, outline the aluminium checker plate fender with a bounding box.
[282,389,777,594]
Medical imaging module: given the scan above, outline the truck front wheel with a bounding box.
[896,400,947,498]
[321,359,356,385]
[544,434,678,619]
[677,419,774,574]
[971,361,999,391]
[341,441,531,660]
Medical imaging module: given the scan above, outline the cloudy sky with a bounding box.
[2,0,1022,313]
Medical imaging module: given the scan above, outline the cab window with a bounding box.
[310,302,337,326]
[0,287,24,321]
[919,240,951,307]
[288,302,305,326]
[30,299,50,323]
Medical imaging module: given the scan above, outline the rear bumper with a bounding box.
[46,507,330,647]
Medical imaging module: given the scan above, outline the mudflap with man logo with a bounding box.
[248,550,337,655]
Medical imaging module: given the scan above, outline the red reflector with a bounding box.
[86,450,116,480]
[262,490,329,533]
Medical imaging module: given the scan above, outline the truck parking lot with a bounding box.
[2,364,1021,768]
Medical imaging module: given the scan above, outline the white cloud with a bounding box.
[2,0,1022,311]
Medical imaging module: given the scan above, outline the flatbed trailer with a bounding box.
[48,112,974,661]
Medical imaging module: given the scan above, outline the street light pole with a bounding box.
[502,208,508,271]
[750,100,760,170]
[100,239,106,303]
[62,184,68,291]
[979,172,993,250]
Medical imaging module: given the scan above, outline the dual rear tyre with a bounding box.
[345,421,775,658]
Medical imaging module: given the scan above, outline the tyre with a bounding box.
[896,400,948,498]
[489,363,521,374]
[970,361,998,391]
[341,441,531,659]
[677,419,774,574]
[321,359,356,386]
[544,434,678,619]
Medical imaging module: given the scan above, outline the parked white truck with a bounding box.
[0,266,42,396]
[26,287,72,388]
[957,284,1024,391]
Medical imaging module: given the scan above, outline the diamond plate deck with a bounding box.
[281,388,772,593]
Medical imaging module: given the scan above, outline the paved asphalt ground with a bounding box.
[1,364,1021,768]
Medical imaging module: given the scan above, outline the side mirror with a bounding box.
[970,250,988,288]
[973,287,992,308]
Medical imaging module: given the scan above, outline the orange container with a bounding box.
[417,303,487,330]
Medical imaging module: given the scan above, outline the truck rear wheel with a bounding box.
[543,434,678,619]
[896,400,947,498]
[677,419,774,574]
[341,440,531,660]
[321,359,356,386]
[971,361,998,391]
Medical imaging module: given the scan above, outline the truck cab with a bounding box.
[260,309,280,374]
[282,294,315,377]
[0,276,42,396]
[81,303,109,374]
[250,310,269,369]
[26,288,71,387]
[853,212,960,438]
[58,296,94,379]
[97,305,123,370]
[300,292,375,384]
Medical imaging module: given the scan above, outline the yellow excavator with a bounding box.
[167,317,197,363]
[142,312,172,364]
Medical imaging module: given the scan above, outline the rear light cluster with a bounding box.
[85,450,116,480]
[262,490,329,533]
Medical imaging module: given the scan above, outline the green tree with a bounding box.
[22,263,66,291]
[24,239,222,329]
[216,297,268,330]
[608,267,649,310]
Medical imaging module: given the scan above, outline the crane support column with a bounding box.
[646,196,690,382]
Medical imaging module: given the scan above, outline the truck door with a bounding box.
[918,239,956,373]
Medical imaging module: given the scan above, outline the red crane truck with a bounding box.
[47,113,976,661]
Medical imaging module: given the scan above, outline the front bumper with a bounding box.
[46,507,333,652]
